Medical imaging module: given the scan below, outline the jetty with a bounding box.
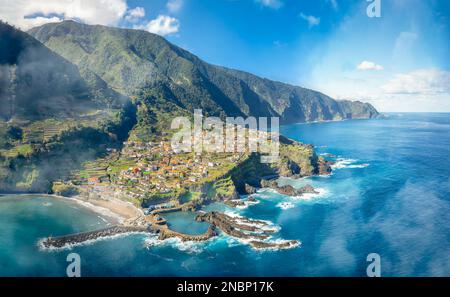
[41,225,149,248]
[41,209,299,250]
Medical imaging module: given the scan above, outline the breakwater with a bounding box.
[41,225,149,248]
[41,211,299,250]
[157,225,217,241]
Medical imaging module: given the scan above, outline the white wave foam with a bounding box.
[347,163,370,169]
[71,199,124,224]
[232,198,260,209]
[144,234,215,254]
[331,158,369,170]
[255,239,302,251]
[317,173,332,178]
[222,211,281,233]
[293,187,328,201]
[331,158,358,169]
[254,188,280,200]
[319,152,335,157]
[259,188,278,194]
[276,202,295,210]
[223,210,241,218]
[97,215,110,224]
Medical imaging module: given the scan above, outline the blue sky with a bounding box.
[1,0,449,112]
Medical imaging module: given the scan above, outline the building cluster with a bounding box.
[85,140,243,201]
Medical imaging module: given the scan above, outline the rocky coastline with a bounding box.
[39,161,323,250]
[195,211,300,249]
[261,180,319,197]
[41,205,299,250]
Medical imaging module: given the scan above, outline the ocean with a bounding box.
[1,113,449,276]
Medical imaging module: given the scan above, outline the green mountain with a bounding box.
[0,20,378,195]
[28,20,379,124]
[0,21,135,192]
[0,21,125,121]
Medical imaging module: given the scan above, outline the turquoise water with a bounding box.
[0,195,107,276]
[162,212,210,235]
[0,113,449,276]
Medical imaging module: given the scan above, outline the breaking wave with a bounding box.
[331,158,370,170]
[144,234,217,255]
[277,202,295,210]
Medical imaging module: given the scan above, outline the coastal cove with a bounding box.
[0,113,449,276]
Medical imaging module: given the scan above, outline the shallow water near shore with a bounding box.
[0,113,449,276]
[162,212,210,235]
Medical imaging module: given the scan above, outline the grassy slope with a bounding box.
[28,20,379,124]
[0,21,339,196]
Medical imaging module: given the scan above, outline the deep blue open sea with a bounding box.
[1,113,449,276]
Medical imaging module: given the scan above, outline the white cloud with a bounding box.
[0,0,128,30]
[167,0,184,13]
[20,16,63,28]
[299,13,320,28]
[134,15,180,36]
[0,1,181,37]
[256,0,283,9]
[382,69,450,95]
[357,60,384,71]
[125,6,145,23]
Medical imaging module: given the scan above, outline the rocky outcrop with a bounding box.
[260,179,277,188]
[297,184,318,194]
[276,185,301,196]
[317,158,333,175]
[157,225,217,242]
[195,211,299,250]
[196,212,268,240]
[224,200,246,208]
[181,199,203,212]
[261,180,318,197]
[249,240,299,250]
[244,183,257,194]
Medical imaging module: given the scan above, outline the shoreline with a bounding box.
[0,193,143,225]
[2,192,301,251]
[68,195,144,223]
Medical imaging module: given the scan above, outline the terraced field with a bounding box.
[23,129,44,143]
[0,144,34,158]
[107,158,137,174]
[21,111,119,144]
[71,153,120,181]
[23,118,89,143]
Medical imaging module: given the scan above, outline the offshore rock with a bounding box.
[261,180,318,197]
[244,183,257,194]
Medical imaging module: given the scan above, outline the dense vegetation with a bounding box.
[28,20,379,124]
[0,21,122,120]
[0,20,378,194]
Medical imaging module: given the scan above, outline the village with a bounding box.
[63,138,244,210]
